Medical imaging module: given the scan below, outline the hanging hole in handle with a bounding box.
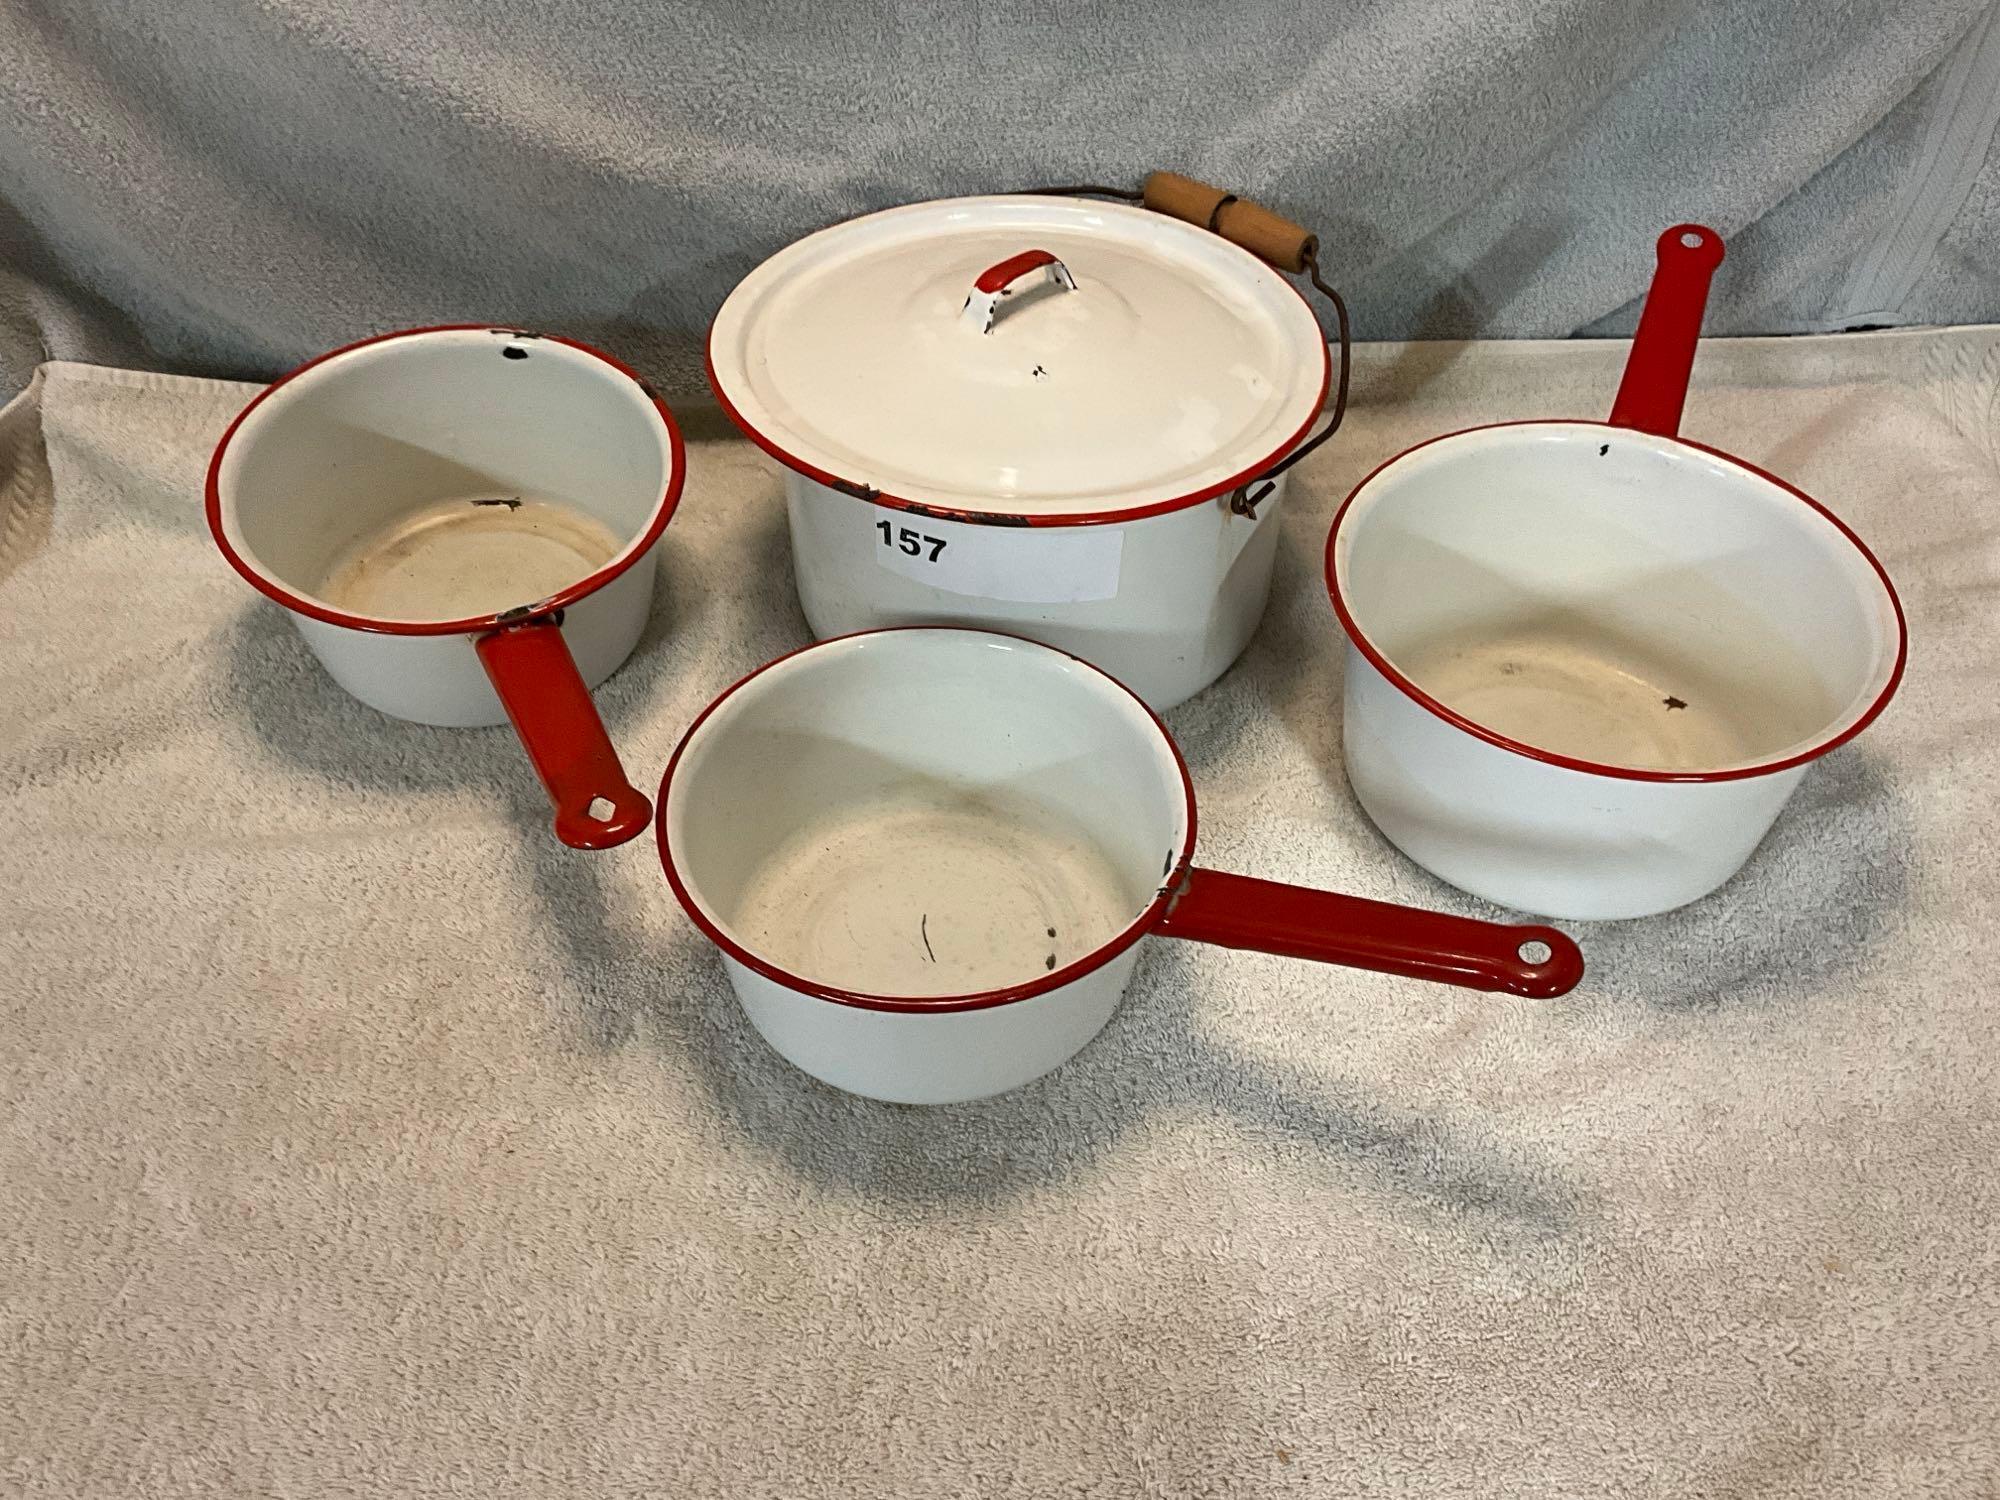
[1678,230,1705,249]
[587,796,617,823]
[1517,939,1554,966]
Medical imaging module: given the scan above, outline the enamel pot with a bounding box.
[1325,227,1908,920]
[706,185,1345,711]
[655,627,1583,1105]
[207,326,686,848]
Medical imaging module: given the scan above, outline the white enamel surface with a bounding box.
[724,948,1141,1105]
[1343,643,1804,920]
[295,556,654,727]
[710,196,1326,515]
[1333,423,1902,918]
[320,497,622,622]
[786,475,1284,710]
[212,328,674,725]
[664,630,1194,1102]
[726,779,1139,995]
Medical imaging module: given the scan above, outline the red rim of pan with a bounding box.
[655,626,1201,1014]
[701,205,1333,529]
[1323,419,1910,785]
[204,324,688,636]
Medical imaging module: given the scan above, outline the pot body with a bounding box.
[785,475,1285,711]
[659,628,1199,1104]
[1329,421,1905,920]
[723,944,1144,1104]
[1342,641,1805,920]
[292,553,656,728]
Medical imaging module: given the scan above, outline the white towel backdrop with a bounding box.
[2,0,1999,401]
[3,331,1998,1496]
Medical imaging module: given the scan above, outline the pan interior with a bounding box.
[318,495,621,621]
[1336,424,1902,773]
[729,778,1139,996]
[666,630,1193,999]
[215,329,670,624]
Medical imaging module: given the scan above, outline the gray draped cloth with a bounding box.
[3,1,1999,402]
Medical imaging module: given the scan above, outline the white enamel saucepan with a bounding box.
[655,628,1583,1105]
[1326,227,1907,920]
[208,326,685,849]
[706,176,1350,711]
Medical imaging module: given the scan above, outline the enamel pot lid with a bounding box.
[707,195,1332,525]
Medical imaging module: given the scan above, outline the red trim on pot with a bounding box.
[1323,419,1909,785]
[702,258,1332,529]
[654,626,1201,1014]
[205,324,687,636]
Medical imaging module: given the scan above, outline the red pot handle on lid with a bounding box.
[960,250,1078,334]
[1153,868,1584,998]
[475,618,652,849]
[1608,224,1725,438]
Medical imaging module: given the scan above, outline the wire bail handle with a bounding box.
[1020,173,1352,519]
[1135,172,1350,518]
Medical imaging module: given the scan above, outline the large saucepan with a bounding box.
[1326,227,1907,919]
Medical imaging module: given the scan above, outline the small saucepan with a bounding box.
[655,628,1583,1104]
[207,326,684,848]
[1326,227,1907,919]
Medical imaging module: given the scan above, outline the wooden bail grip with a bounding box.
[1142,170,1318,273]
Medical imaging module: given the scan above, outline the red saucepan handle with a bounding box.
[1153,868,1584,998]
[475,618,652,850]
[1607,223,1726,438]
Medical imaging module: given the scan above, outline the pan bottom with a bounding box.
[1396,621,1834,772]
[725,780,1139,998]
[319,494,621,621]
